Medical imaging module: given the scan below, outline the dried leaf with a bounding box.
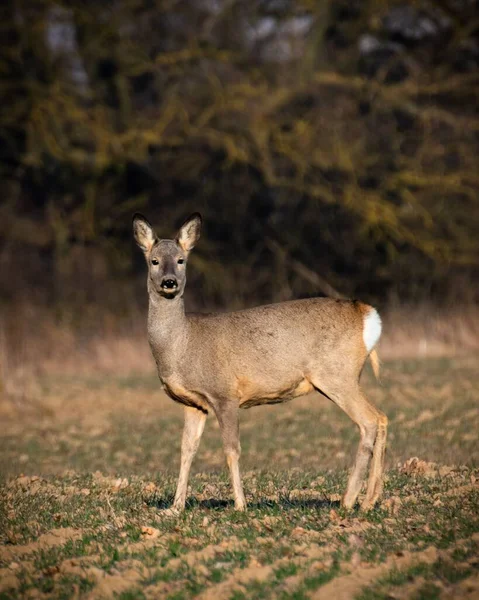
[140,526,160,538]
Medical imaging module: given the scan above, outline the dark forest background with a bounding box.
[1,1,479,382]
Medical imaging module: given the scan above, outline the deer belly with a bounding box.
[237,376,314,409]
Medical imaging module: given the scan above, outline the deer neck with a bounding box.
[147,292,189,377]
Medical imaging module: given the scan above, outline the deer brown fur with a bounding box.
[133,212,387,513]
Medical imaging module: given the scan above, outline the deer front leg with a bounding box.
[215,402,246,511]
[171,406,206,512]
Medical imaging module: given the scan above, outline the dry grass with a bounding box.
[0,302,153,406]
[381,303,479,359]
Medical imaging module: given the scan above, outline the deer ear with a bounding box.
[133,213,157,253]
[176,213,202,253]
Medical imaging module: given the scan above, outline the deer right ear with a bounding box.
[133,213,157,253]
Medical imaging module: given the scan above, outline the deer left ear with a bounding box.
[176,213,202,253]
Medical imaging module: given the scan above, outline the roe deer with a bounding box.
[133,212,387,513]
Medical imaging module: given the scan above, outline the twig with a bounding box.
[265,238,345,299]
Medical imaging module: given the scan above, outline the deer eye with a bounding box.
[151,259,159,265]
[177,258,185,265]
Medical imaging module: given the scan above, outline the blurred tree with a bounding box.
[0,0,478,309]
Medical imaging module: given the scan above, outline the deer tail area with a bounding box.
[361,305,382,380]
[369,349,380,380]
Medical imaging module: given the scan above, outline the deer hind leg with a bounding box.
[362,410,388,511]
[215,402,246,511]
[172,406,207,512]
[320,385,386,510]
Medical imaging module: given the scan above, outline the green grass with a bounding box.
[357,539,478,599]
[0,355,478,598]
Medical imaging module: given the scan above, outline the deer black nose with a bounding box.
[162,278,178,290]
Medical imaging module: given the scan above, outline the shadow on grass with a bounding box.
[145,495,339,511]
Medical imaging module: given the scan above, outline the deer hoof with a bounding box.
[360,498,377,512]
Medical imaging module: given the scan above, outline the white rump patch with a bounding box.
[363,308,382,352]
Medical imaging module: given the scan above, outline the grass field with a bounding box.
[1,355,478,599]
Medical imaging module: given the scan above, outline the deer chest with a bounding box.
[161,378,210,414]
